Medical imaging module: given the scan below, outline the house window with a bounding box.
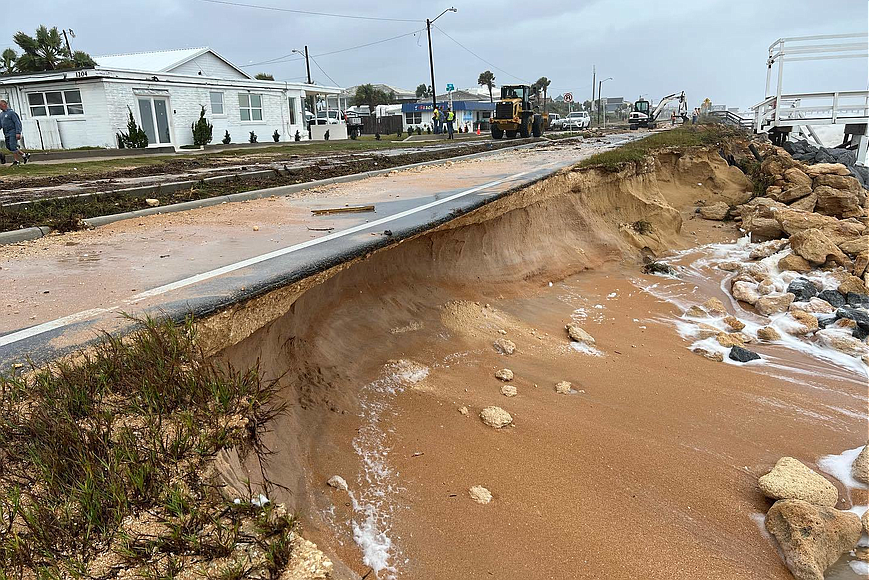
[210,92,224,115]
[238,93,263,121]
[405,112,422,124]
[288,97,297,124]
[27,89,84,117]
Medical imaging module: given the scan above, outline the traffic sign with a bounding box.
[446,83,455,92]
[564,92,573,103]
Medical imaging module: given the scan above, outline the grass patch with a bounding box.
[578,125,740,171]
[0,316,298,579]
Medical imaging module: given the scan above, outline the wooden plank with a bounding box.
[311,205,375,215]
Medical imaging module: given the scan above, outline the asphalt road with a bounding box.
[0,134,636,370]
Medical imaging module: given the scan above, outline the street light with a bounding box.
[291,47,312,85]
[426,7,457,116]
[598,77,612,127]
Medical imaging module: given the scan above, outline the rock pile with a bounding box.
[759,454,866,580]
[782,139,868,188]
[709,146,869,362]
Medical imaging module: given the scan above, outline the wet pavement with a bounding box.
[0,134,636,369]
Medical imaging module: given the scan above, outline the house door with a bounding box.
[137,97,172,146]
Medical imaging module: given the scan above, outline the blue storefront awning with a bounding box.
[402,101,495,113]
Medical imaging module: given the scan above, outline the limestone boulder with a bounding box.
[732,281,761,305]
[699,201,730,221]
[778,253,813,273]
[773,184,813,205]
[758,278,777,295]
[788,310,820,335]
[723,315,745,331]
[819,220,866,246]
[744,216,785,241]
[838,274,868,296]
[813,172,864,193]
[852,446,868,485]
[495,368,514,381]
[815,329,867,358]
[789,192,818,213]
[758,457,839,506]
[789,229,850,266]
[566,324,595,345]
[695,323,723,340]
[702,297,727,317]
[493,338,516,355]
[765,499,862,580]
[788,193,819,211]
[480,406,513,428]
[804,163,851,177]
[757,326,782,341]
[854,250,869,278]
[814,185,862,219]
[838,237,868,256]
[750,239,788,260]
[716,332,750,347]
[761,152,801,177]
[756,293,795,316]
[773,207,839,236]
[692,347,724,362]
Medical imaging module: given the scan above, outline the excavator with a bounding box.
[629,91,688,130]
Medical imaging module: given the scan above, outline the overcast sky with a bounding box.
[11,0,869,109]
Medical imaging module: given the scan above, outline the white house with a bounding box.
[0,47,345,150]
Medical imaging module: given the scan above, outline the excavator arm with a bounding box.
[651,91,687,121]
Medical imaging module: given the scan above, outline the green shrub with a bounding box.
[190,106,213,147]
[222,130,231,144]
[249,131,258,143]
[117,107,148,149]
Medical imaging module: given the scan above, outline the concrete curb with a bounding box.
[2,141,539,245]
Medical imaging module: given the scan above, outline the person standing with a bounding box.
[0,100,30,166]
[446,107,455,139]
[432,106,441,134]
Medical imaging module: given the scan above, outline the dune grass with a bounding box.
[0,316,294,579]
[578,125,740,171]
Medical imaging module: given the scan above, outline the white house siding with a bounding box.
[16,79,114,149]
[103,79,308,147]
[167,53,249,81]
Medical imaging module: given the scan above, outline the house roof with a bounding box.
[342,83,416,100]
[94,47,252,79]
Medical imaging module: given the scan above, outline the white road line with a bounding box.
[0,307,119,348]
[1,169,532,349]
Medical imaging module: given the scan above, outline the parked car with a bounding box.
[548,113,562,130]
[563,111,590,130]
[314,111,341,125]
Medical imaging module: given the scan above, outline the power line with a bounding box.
[193,0,422,23]
[240,28,425,69]
[432,24,530,85]
[309,56,339,87]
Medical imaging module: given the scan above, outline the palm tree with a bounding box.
[254,73,274,80]
[1,49,16,75]
[353,84,393,112]
[13,25,96,72]
[535,76,551,104]
[477,70,495,103]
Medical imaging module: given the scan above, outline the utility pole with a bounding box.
[62,30,72,56]
[427,19,437,113]
[598,79,602,125]
[591,65,595,114]
[425,8,457,116]
[304,45,312,84]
